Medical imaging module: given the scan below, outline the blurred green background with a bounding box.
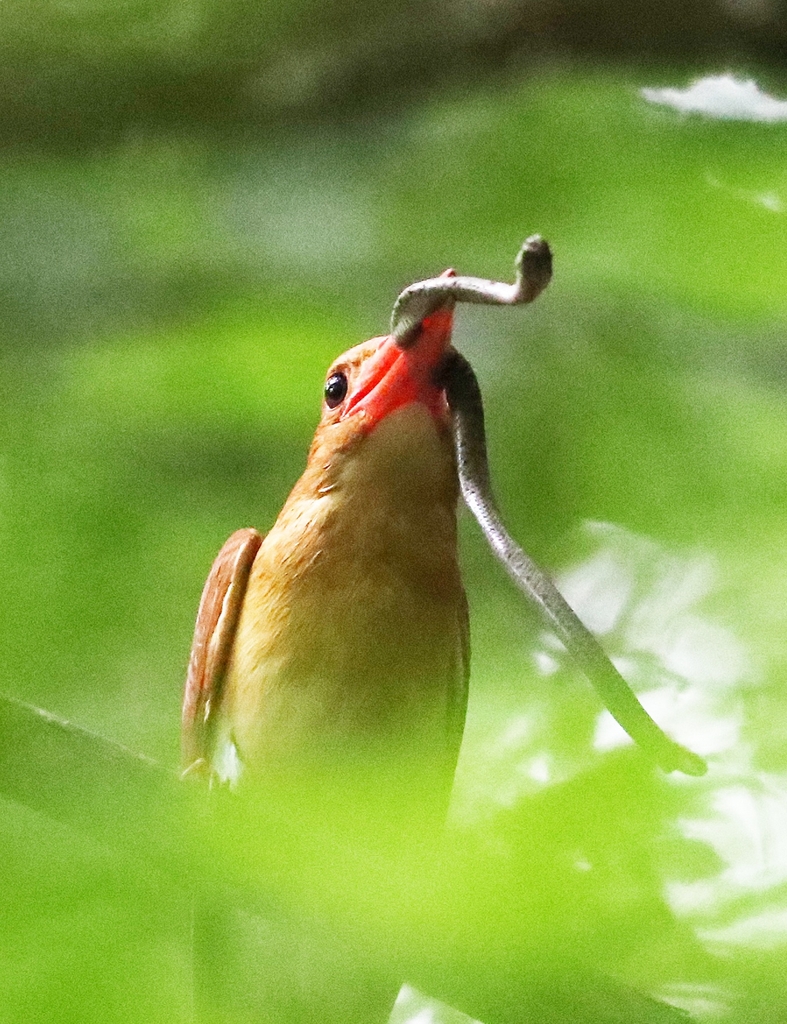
[1,1,787,1021]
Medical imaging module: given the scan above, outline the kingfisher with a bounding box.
[180,238,704,1023]
[181,302,467,834]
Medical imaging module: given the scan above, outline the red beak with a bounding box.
[340,305,454,429]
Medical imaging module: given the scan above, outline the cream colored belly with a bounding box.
[212,403,467,793]
[224,589,463,771]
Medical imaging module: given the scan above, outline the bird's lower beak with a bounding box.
[341,305,454,428]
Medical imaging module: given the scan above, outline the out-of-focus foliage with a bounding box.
[1,2,787,1021]
[0,0,784,143]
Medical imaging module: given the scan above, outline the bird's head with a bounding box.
[302,300,456,493]
[323,306,453,431]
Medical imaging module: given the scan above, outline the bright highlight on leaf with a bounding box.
[641,74,787,122]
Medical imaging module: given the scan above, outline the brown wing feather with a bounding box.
[452,592,470,758]
[442,590,470,809]
[181,528,264,771]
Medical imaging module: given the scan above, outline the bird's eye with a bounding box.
[324,372,348,408]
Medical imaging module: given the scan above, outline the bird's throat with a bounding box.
[326,403,458,563]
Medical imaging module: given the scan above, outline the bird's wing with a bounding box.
[450,592,471,764]
[181,528,264,772]
[435,591,470,819]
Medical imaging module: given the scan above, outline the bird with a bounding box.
[181,299,468,1024]
[180,236,704,1023]
[182,299,467,811]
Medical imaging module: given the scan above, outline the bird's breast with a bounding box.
[219,404,467,786]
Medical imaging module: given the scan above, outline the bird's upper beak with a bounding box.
[340,305,454,430]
